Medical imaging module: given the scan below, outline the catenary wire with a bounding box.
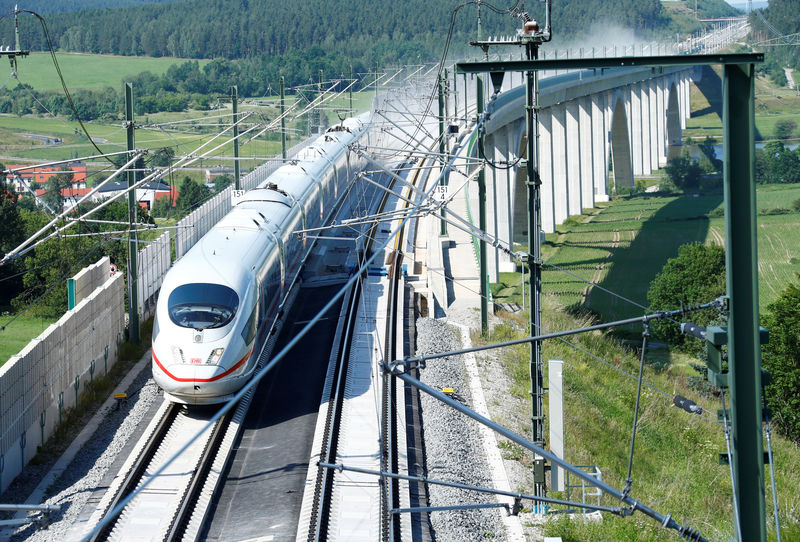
[16,8,116,165]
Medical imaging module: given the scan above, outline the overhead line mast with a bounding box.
[1,6,30,72]
[468,0,553,502]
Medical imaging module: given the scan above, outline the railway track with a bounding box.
[299,128,438,540]
[87,402,231,541]
[87,106,441,542]
[81,283,298,542]
[299,166,406,541]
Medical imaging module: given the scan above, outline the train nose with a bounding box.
[154,352,226,387]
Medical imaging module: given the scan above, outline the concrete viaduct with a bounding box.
[473,65,692,278]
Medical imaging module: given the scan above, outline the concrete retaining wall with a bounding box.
[0,272,124,494]
[68,256,110,307]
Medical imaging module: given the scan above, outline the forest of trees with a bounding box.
[11,0,673,62]
[749,0,800,83]
[0,0,744,121]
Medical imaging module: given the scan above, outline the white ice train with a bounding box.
[152,114,371,404]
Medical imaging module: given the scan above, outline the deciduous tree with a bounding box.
[647,242,726,348]
[664,151,703,192]
[761,276,800,443]
[177,177,211,213]
[775,119,797,140]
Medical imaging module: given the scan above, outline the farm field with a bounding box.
[0,111,299,169]
[0,51,375,168]
[0,87,372,167]
[321,89,376,123]
[8,52,210,91]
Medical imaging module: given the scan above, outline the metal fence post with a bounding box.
[125,83,140,344]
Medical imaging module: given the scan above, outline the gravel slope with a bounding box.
[416,317,507,542]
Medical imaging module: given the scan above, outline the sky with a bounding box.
[720,0,769,10]
[724,0,768,6]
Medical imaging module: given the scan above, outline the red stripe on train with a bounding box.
[153,347,253,382]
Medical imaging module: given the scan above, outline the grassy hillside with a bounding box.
[489,188,800,329]
[662,0,741,34]
[478,300,800,540]
[485,203,800,539]
[9,52,210,92]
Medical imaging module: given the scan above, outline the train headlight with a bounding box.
[207,348,225,365]
[172,346,184,364]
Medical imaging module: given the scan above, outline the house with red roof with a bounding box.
[5,163,88,191]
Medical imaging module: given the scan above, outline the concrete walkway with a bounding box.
[424,133,483,316]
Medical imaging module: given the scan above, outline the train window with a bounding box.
[168,283,239,330]
[241,303,258,345]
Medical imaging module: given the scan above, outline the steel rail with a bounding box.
[307,283,359,542]
[88,403,234,542]
[89,404,179,542]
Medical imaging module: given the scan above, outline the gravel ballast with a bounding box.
[3,316,517,542]
[2,363,161,542]
[415,317,507,542]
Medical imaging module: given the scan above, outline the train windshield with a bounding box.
[167,283,239,330]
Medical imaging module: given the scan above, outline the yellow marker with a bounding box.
[114,393,127,400]
[442,388,455,394]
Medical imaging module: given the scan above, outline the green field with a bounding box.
[322,89,376,123]
[536,194,724,322]
[0,51,374,166]
[0,82,372,166]
[492,186,800,328]
[0,314,57,366]
[0,110,300,167]
[8,52,209,91]
[686,65,800,142]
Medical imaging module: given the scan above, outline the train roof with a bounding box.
[165,113,370,296]
[166,199,288,297]
[260,114,369,195]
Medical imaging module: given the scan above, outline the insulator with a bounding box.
[524,20,540,34]
[680,322,706,340]
[673,395,701,414]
